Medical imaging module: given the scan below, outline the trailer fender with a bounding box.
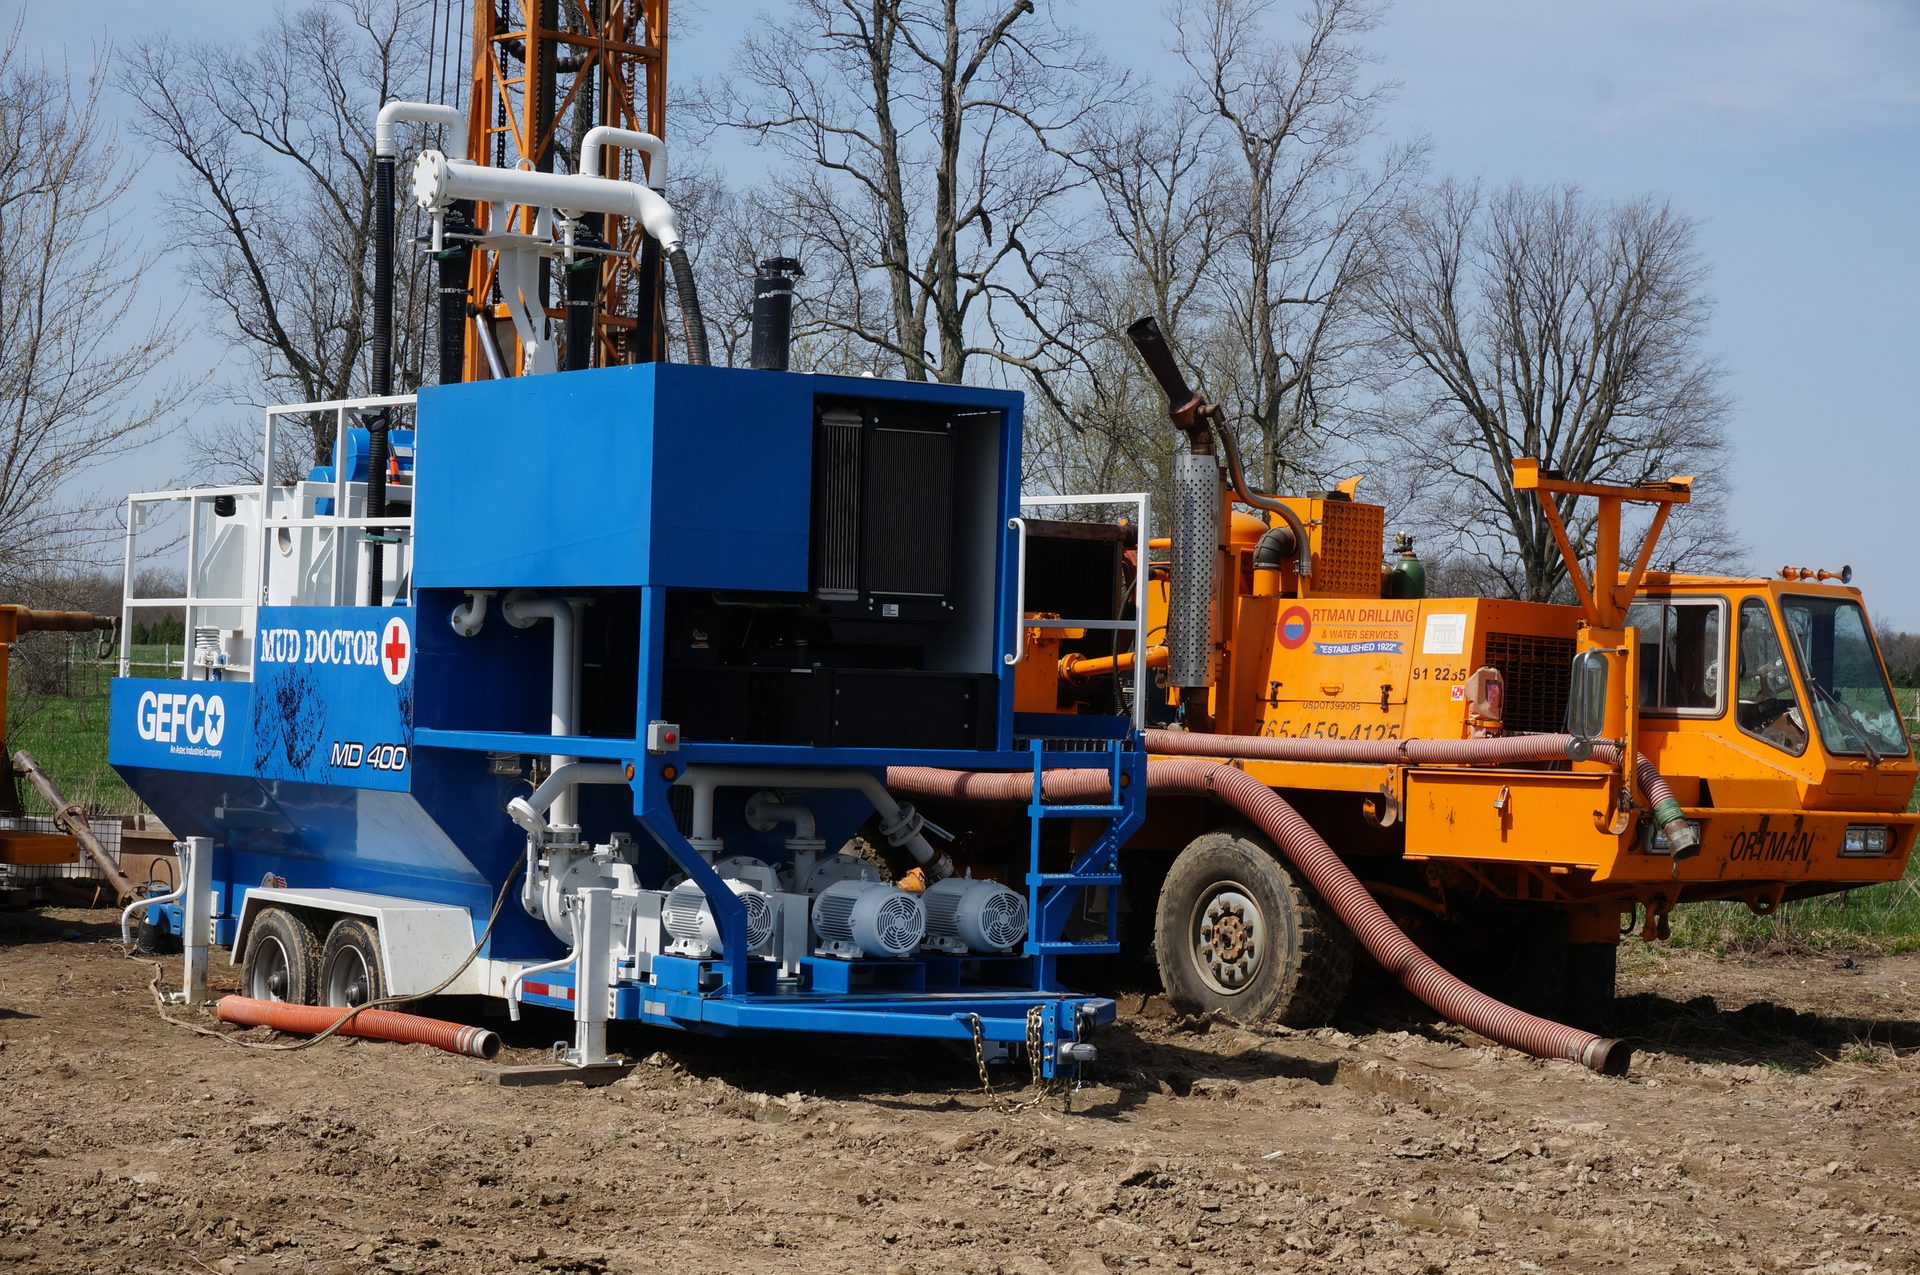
[231,888,479,997]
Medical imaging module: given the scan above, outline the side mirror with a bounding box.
[1566,650,1611,756]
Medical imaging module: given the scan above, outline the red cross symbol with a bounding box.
[381,617,412,685]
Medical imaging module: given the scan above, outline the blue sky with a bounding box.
[16,0,1920,629]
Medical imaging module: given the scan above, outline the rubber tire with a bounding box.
[318,917,387,1008]
[1153,827,1354,1027]
[242,907,321,1003]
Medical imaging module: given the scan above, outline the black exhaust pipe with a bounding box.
[749,256,802,371]
[436,200,473,385]
[564,213,605,372]
[367,152,396,606]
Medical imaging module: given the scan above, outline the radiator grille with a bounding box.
[812,408,862,598]
[1483,631,1575,736]
[864,427,952,596]
[1314,500,1385,597]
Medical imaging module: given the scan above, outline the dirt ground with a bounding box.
[3,908,1919,1275]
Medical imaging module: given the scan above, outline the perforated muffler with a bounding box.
[1167,447,1219,693]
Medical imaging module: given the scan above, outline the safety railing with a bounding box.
[1013,492,1152,732]
[119,394,418,680]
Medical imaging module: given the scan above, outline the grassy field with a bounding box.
[1668,862,1920,955]
[4,645,175,816]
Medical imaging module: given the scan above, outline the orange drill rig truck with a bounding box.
[978,319,1917,1034]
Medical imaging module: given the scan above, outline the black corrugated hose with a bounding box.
[666,246,710,366]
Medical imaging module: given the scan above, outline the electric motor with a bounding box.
[810,879,924,959]
[923,877,1027,954]
[663,879,774,957]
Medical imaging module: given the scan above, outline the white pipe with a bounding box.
[580,126,666,189]
[473,313,508,379]
[413,150,682,251]
[449,589,492,637]
[506,912,579,1023]
[505,762,624,921]
[744,793,817,840]
[567,598,584,747]
[376,101,468,162]
[503,592,579,825]
[677,768,953,879]
[119,856,188,945]
[508,762,629,835]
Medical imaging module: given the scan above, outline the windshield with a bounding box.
[1735,598,1807,754]
[1779,595,1910,760]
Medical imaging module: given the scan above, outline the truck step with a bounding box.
[1027,872,1123,888]
[1029,804,1127,818]
[1026,940,1122,956]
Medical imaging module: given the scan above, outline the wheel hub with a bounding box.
[1195,887,1264,993]
[250,936,293,1002]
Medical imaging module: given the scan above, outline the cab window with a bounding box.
[1780,594,1910,760]
[1735,598,1807,755]
[1627,598,1724,715]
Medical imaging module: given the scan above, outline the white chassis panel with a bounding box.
[232,888,483,997]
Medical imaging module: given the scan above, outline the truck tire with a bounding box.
[242,907,321,1004]
[319,917,387,1008]
[1153,828,1353,1027]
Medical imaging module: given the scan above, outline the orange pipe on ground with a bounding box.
[216,996,502,1060]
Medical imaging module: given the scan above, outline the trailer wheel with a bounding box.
[242,908,321,1004]
[319,918,387,1008]
[1154,828,1353,1027]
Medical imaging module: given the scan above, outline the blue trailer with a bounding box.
[111,356,1147,1076]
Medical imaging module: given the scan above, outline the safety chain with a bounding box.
[1026,1005,1073,1114]
[965,1012,995,1101]
[964,1009,1076,1114]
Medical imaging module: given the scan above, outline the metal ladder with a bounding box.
[1022,736,1146,990]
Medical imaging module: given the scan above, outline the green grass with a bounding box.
[4,647,176,817]
[1668,860,1920,956]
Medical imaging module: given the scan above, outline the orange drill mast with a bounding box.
[458,0,669,379]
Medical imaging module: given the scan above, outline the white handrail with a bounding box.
[1003,516,1030,667]
[1016,492,1153,731]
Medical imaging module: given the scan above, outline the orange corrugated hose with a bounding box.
[217,996,501,1060]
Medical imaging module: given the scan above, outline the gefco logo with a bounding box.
[135,690,228,752]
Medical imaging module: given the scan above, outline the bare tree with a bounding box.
[695,0,1123,385]
[1028,0,1417,515]
[1367,179,1738,602]
[1174,0,1422,492]
[1023,101,1223,502]
[121,0,443,479]
[0,29,191,594]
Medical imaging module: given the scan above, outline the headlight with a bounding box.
[1840,825,1893,857]
[1649,819,1702,852]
